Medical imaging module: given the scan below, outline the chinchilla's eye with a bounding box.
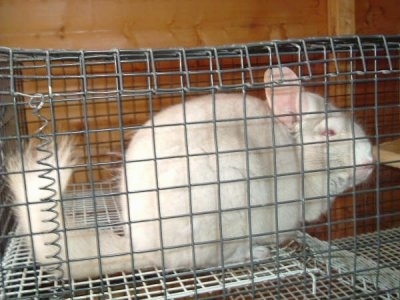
[321,129,336,136]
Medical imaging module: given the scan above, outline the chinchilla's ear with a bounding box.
[264,67,302,129]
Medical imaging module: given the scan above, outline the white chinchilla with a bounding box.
[6,67,374,279]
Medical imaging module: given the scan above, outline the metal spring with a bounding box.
[0,88,7,296]
[0,104,5,189]
[28,93,65,292]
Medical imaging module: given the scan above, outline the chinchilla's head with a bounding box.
[264,67,374,221]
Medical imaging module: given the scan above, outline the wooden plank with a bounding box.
[355,0,400,35]
[374,139,400,169]
[328,0,356,35]
[326,1,356,110]
[0,0,328,49]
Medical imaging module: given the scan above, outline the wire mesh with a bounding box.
[0,35,400,299]
[2,182,400,299]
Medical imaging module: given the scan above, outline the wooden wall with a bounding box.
[1,0,325,49]
[0,0,398,50]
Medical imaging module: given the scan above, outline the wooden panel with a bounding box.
[355,0,400,35]
[1,1,399,49]
[0,0,328,49]
[328,0,355,35]
[374,139,400,169]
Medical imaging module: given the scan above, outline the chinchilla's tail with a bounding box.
[6,138,131,279]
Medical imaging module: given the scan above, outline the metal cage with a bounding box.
[0,35,400,299]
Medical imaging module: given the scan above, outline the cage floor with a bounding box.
[1,185,400,299]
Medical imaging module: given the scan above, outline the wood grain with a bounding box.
[0,0,327,49]
[355,0,400,35]
[328,0,356,35]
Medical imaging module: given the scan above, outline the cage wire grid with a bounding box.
[0,35,400,299]
[3,185,400,299]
